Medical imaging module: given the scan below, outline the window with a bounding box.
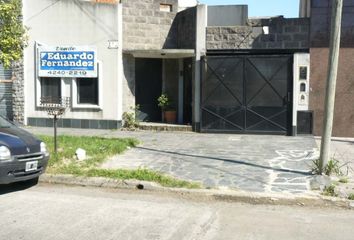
[72,62,102,109]
[40,77,61,103]
[77,77,98,105]
[160,3,172,12]
[262,26,269,35]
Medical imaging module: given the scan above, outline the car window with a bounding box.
[0,116,12,128]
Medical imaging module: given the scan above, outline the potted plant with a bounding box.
[157,93,176,124]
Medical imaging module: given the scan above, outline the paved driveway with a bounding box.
[101,132,318,194]
[27,127,318,194]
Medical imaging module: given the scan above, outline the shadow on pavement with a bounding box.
[332,139,354,144]
[136,146,313,176]
[0,180,38,195]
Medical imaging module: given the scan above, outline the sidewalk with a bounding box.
[314,137,354,177]
[28,127,321,196]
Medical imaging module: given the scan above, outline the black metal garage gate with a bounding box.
[201,55,293,135]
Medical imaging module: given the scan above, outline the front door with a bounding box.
[135,58,162,122]
[183,58,193,124]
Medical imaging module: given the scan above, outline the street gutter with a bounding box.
[39,174,354,210]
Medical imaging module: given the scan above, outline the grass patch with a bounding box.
[322,184,338,197]
[348,194,354,201]
[39,135,200,189]
[339,178,349,184]
[39,135,139,170]
[312,158,343,176]
[55,165,200,189]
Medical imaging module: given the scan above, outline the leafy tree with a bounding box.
[0,0,27,68]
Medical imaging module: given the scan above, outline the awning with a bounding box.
[123,49,195,59]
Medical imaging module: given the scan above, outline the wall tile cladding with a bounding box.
[12,61,24,124]
[310,48,354,137]
[27,118,121,129]
[206,17,310,50]
[311,0,354,47]
[310,1,354,137]
[122,0,179,50]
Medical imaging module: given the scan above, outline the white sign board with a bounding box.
[38,46,97,78]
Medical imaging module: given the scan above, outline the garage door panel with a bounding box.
[223,66,244,100]
[247,57,289,80]
[248,85,284,107]
[202,107,244,131]
[206,57,243,79]
[203,58,244,105]
[203,84,242,107]
[201,55,292,135]
[245,57,290,102]
[247,119,286,132]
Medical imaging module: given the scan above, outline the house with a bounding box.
[300,0,354,137]
[7,0,353,137]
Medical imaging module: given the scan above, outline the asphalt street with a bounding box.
[0,183,353,240]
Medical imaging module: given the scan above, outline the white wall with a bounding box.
[23,0,120,122]
[293,53,310,129]
[178,0,198,11]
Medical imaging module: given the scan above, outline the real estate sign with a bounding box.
[38,46,97,78]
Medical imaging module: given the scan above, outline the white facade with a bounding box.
[23,0,122,126]
[292,53,310,131]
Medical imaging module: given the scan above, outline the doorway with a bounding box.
[135,58,162,122]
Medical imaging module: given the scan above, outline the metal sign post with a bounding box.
[40,97,70,153]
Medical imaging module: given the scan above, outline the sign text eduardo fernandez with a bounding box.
[38,46,97,78]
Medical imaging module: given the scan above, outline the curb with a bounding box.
[39,174,354,209]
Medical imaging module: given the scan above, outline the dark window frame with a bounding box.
[40,77,62,104]
[74,63,100,107]
[76,77,99,105]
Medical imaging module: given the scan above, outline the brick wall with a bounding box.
[311,0,354,48]
[206,17,310,50]
[11,61,24,124]
[310,48,354,137]
[122,0,179,50]
[309,0,354,137]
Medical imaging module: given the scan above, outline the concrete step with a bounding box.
[138,122,193,132]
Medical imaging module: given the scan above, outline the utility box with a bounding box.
[297,111,313,135]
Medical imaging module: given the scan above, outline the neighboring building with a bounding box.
[13,0,353,137]
[305,0,354,137]
[0,64,13,120]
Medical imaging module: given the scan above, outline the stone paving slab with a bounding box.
[26,127,319,195]
[101,132,318,195]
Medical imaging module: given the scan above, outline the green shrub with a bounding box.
[312,158,343,176]
[157,94,170,110]
[322,185,338,197]
[122,105,140,129]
